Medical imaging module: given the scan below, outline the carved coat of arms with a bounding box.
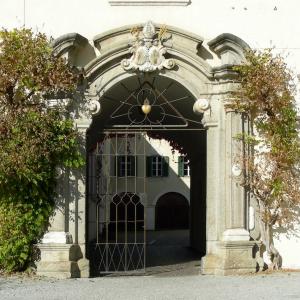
[121,21,175,72]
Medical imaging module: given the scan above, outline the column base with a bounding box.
[202,240,257,275]
[41,231,73,244]
[222,228,250,241]
[36,243,89,279]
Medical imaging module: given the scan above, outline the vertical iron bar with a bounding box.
[105,196,108,272]
[134,133,137,245]
[115,134,118,246]
[143,131,146,271]
[135,133,137,195]
[125,132,128,271]
[96,201,99,244]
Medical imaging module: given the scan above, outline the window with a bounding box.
[116,156,136,177]
[178,156,190,177]
[146,156,169,177]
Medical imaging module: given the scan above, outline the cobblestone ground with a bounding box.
[1,271,300,300]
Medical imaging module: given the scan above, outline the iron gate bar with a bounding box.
[102,128,206,131]
[103,79,204,128]
[91,77,205,275]
[95,132,147,274]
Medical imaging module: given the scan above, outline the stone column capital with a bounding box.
[202,110,219,128]
[74,119,92,131]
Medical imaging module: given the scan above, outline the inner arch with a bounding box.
[86,74,206,275]
[89,75,203,142]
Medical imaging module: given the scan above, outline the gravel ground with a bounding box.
[1,271,300,300]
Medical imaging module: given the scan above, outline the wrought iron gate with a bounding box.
[94,132,147,274]
[88,79,204,275]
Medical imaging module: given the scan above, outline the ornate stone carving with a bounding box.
[109,1,191,6]
[121,21,175,72]
[87,99,101,115]
[193,98,210,115]
[231,164,242,177]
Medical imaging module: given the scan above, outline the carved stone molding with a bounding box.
[193,98,210,115]
[109,0,190,6]
[47,98,71,108]
[87,99,101,115]
[121,21,176,72]
[51,33,88,59]
[201,110,218,128]
[208,33,250,66]
[231,164,242,177]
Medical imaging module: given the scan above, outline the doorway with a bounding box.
[155,192,189,230]
[86,75,207,276]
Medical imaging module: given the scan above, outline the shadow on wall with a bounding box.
[252,207,300,271]
[85,131,206,273]
[86,132,193,241]
[52,133,86,244]
[273,207,300,240]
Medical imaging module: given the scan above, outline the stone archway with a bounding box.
[37,21,258,278]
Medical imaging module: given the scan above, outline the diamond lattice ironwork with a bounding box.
[93,132,146,274]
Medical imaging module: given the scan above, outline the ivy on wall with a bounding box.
[0,29,84,272]
[230,49,300,270]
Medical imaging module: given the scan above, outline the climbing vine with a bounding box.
[230,49,300,270]
[0,28,84,272]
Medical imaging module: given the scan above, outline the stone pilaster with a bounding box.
[199,99,224,273]
[37,117,92,278]
[223,111,249,239]
[202,102,256,275]
[70,121,91,278]
[220,110,256,274]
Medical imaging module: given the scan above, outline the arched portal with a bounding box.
[86,74,207,275]
[37,23,258,279]
[155,192,189,230]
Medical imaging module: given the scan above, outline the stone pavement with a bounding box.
[1,271,300,300]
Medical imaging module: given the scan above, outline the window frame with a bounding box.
[115,155,137,177]
[178,156,190,177]
[146,156,169,177]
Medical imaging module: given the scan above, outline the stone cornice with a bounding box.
[212,64,239,80]
[109,0,191,6]
[51,33,88,57]
[208,33,250,57]
[208,33,250,71]
[93,23,203,52]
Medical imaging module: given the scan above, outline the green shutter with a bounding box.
[146,156,152,177]
[178,156,184,177]
[129,156,136,176]
[162,156,169,177]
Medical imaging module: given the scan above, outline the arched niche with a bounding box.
[155,192,190,230]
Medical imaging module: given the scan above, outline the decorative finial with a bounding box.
[142,21,156,39]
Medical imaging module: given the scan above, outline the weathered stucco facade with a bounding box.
[1,0,300,277]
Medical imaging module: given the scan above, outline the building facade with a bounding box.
[1,0,300,277]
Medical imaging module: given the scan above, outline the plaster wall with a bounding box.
[1,0,300,269]
[1,1,300,71]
